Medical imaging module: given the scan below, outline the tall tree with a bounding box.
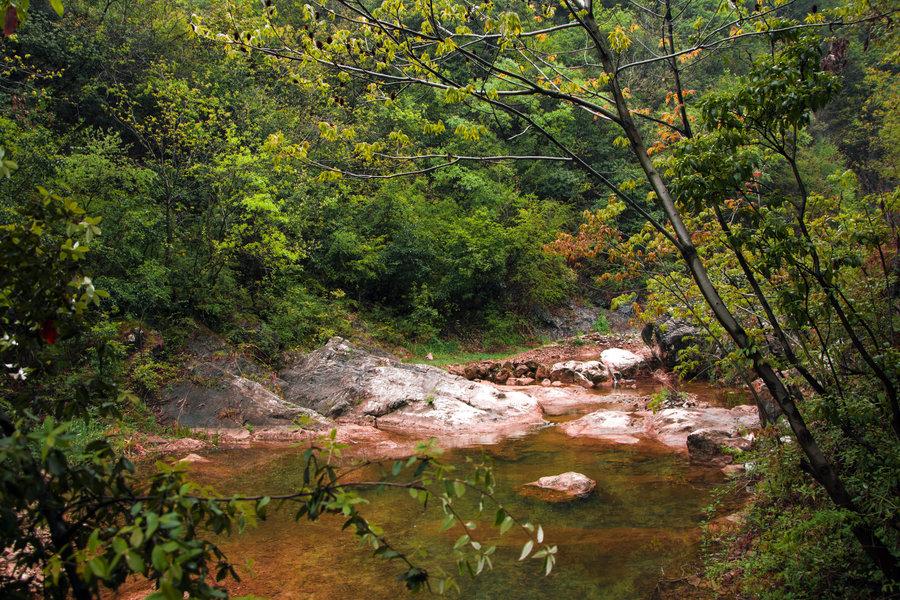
[206,0,899,579]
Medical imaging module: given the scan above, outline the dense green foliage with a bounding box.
[0,0,592,358]
[0,0,898,597]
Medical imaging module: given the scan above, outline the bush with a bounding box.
[703,388,900,599]
[591,312,610,334]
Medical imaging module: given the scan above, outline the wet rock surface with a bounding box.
[560,404,758,459]
[522,471,597,502]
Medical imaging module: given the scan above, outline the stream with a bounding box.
[166,382,743,599]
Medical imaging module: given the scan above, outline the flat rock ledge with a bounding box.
[559,405,759,459]
[522,472,597,502]
[279,337,546,443]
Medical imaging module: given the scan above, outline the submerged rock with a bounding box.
[558,410,644,444]
[177,453,209,464]
[523,471,596,502]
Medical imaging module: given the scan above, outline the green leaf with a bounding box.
[452,480,466,498]
[518,540,533,561]
[145,512,159,538]
[50,0,65,17]
[151,545,167,571]
[126,550,145,573]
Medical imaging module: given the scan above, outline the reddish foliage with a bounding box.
[3,7,18,37]
[39,320,58,345]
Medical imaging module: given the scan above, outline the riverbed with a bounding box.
[162,383,742,599]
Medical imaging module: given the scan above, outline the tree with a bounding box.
[203,0,899,580]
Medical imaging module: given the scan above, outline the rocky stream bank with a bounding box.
[145,332,760,475]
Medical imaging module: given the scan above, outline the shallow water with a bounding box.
[180,383,739,600]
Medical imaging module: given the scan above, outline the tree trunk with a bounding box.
[578,10,899,580]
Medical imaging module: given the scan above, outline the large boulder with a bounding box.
[549,360,609,388]
[280,337,545,441]
[647,406,759,449]
[160,366,327,428]
[645,317,705,371]
[522,472,596,502]
[687,429,753,467]
[750,378,783,423]
[600,348,647,379]
[535,301,601,339]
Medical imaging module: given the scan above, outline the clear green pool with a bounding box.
[185,400,729,600]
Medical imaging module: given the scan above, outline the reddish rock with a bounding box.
[549,360,608,387]
[721,464,745,476]
[559,410,644,444]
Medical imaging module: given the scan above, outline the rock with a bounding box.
[177,453,209,464]
[540,379,552,387]
[280,337,545,442]
[560,405,759,451]
[721,464,745,476]
[494,368,511,384]
[152,437,209,454]
[549,360,609,387]
[425,353,434,361]
[551,380,563,387]
[506,377,534,387]
[645,317,705,371]
[514,364,530,377]
[708,511,747,535]
[559,410,644,444]
[160,369,328,428]
[535,301,602,339]
[535,364,550,380]
[361,397,408,418]
[687,429,753,466]
[600,348,646,379]
[750,378,783,422]
[523,472,596,502]
[648,406,759,450]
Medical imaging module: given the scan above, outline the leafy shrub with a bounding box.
[481,308,526,350]
[129,357,179,397]
[591,312,610,334]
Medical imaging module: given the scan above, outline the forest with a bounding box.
[0,0,897,598]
